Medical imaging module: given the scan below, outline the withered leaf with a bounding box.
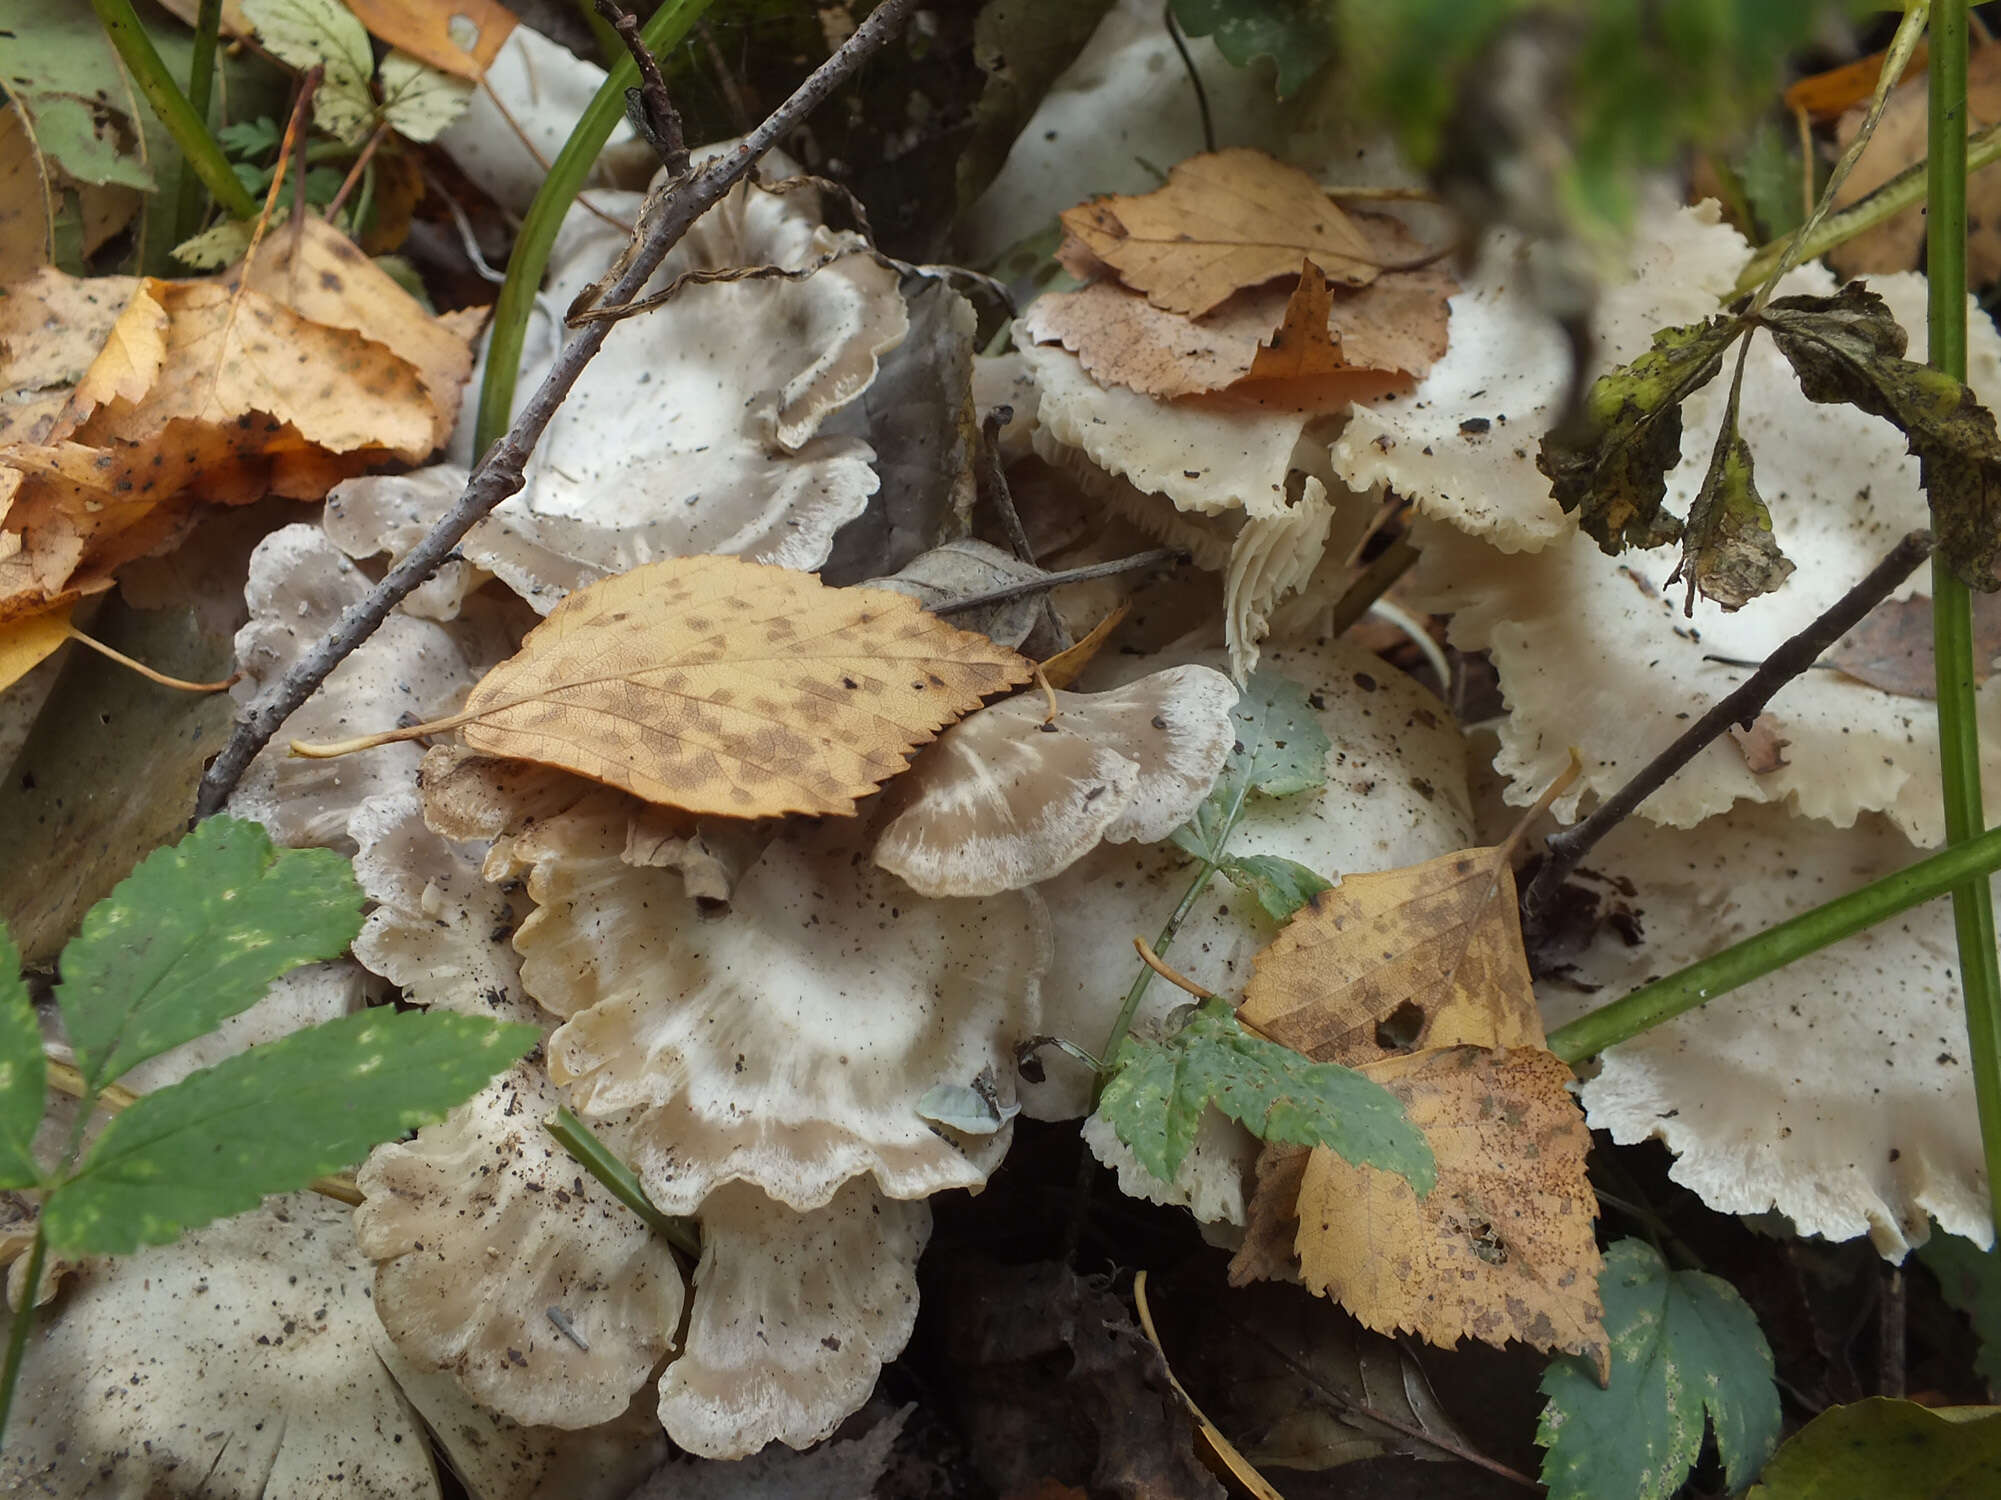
[1059,148,1383,317]
[1676,404,1794,612]
[1537,314,1743,555]
[328,556,1033,818]
[1824,589,2001,698]
[1294,1047,1607,1381]
[1762,283,2001,590]
[1240,845,1545,1064]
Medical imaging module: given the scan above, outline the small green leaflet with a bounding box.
[1917,1232,2001,1389]
[1746,1398,2001,1497]
[1097,998,1434,1189]
[1217,853,1331,920]
[1172,670,1329,865]
[218,116,284,159]
[54,816,362,1095]
[0,925,45,1189]
[377,50,475,144]
[240,0,376,144]
[1538,1237,1780,1500]
[1762,284,2001,593]
[1170,0,1332,99]
[43,1008,538,1257]
[1537,313,1743,556]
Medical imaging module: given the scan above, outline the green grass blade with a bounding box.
[44,1008,538,1256]
[89,0,255,220]
[171,0,227,246]
[470,0,714,458]
[1928,0,2001,1239]
[0,926,45,1189]
[54,816,362,1094]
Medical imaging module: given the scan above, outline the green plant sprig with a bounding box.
[89,0,255,221]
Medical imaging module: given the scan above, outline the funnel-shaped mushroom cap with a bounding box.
[355,1063,684,1429]
[658,1179,928,1458]
[510,810,1051,1213]
[0,1196,438,1499]
[875,665,1238,896]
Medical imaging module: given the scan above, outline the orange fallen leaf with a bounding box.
[297,555,1034,819]
[1784,38,1928,121]
[0,600,70,692]
[1059,148,1385,318]
[344,0,517,80]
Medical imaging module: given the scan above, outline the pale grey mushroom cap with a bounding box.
[874,665,1239,897]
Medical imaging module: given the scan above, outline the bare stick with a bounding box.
[1521,528,1934,925]
[193,0,921,818]
[596,0,688,175]
[931,549,1183,616]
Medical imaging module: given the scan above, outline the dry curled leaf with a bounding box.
[314,555,1032,818]
[1059,148,1383,317]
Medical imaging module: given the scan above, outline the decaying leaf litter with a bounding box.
[8,2,2001,1497]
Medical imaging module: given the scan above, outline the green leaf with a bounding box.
[239,0,376,145]
[1538,1237,1780,1500]
[1173,671,1330,863]
[1536,314,1744,556]
[0,925,45,1189]
[1919,1232,2001,1390]
[377,49,474,144]
[1733,115,1809,243]
[217,116,283,160]
[43,1008,539,1256]
[1678,398,1794,611]
[1762,285,2001,592]
[0,1,154,190]
[54,815,362,1094]
[1097,999,1434,1188]
[1169,0,1332,99]
[1217,853,1332,920]
[1746,1398,2001,1498]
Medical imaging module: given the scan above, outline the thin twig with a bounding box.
[194,0,922,818]
[324,121,390,221]
[1522,529,1935,927]
[1133,935,1216,1001]
[977,406,1071,650]
[597,0,689,175]
[1162,2,1214,155]
[930,549,1182,617]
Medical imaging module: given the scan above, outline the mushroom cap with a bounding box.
[1023,637,1475,1121]
[874,665,1238,896]
[1330,199,1749,552]
[0,1195,439,1500]
[1411,268,2001,843]
[354,1062,685,1429]
[1536,801,1993,1257]
[508,808,1051,1213]
[658,1179,928,1458]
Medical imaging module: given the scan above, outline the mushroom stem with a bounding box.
[1521,528,1935,934]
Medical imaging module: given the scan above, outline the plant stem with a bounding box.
[0,1230,47,1446]
[1099,861,1222,1069]
[90,0,255,222]
[471,0,714,460]
[1522,529,1935,926]
[1731,119,2001,298]
[545,1107,700,1259]
[1548,822,2001,1064]
[196,0,919,816]
[1928,0,2001,1238]
[170,0,226,249]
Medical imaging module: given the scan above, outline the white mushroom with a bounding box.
[0,1195,441,1500]
[1536,800,1994,1257]
[658,1179,928,1458]
[354,1062,685,1429]
[874,665,1238,896]
[505,807,1051,1213]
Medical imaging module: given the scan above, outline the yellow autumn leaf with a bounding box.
[1239,844,1546,1063]
[1059,148,1384,318]
[0,601,70,692]
[299,555,1034,818]
[1293,1047,1608,1382]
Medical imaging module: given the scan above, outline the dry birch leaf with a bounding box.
[1239,846,1546,1064]
[1060,148,1384,317]
[314,556,1032,818]
[1293,1046,1607,1380]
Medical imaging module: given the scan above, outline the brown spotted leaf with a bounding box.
[1294,1047,1607,1380]
[408,556,1033,817]
[1239,844,1545,1064]
[1059,148,1384,317]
